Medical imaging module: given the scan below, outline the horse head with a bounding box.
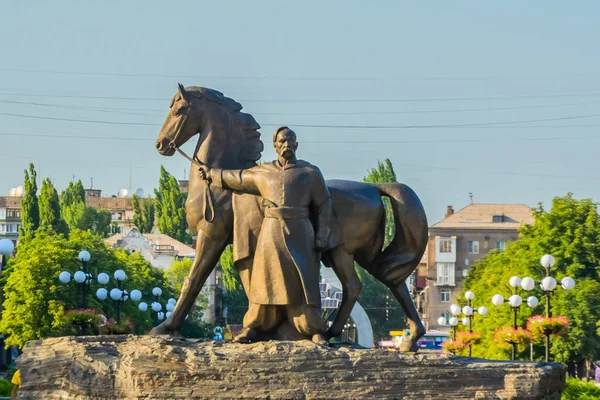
[156,84,264,169]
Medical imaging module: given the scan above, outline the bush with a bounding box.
[562,377,600,400]
[0,378,13,397]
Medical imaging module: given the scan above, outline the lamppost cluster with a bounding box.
[59,250,174,324]
[491,254,575,361]
[438,291,488,356]
[0,239,14,272]
[138,287,177,325]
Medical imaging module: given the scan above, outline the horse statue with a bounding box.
[153,84,428,351]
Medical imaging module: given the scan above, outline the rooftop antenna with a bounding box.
[129,165,132,193]
[90,177,94,189]
[469,192,474,204]
[184,168,187,180]
[72,174,75,183]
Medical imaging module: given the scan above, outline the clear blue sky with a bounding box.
[1,1,599,223]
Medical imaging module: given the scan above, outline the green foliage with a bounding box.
[57,308,103,336]
[39,178,68,235]
[357,159,406,340]
[0,378,13,396]
[0,229,177,347]
[59,180,111,237]
[154,166,190,244]
[132,194,155,234]
[561,378,600,400]
[20,163,40,240]
[218,246,248,324]
[463,194,600,362]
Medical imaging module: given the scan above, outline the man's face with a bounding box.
[274,130,298,159]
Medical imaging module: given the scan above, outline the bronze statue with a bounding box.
[198,126,335,344]
[153,84,428,351]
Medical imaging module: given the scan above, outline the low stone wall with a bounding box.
[18,335,565,399]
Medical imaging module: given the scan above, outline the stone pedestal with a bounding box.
[18,335,565,399]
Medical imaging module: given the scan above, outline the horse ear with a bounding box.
[177,83,189,101]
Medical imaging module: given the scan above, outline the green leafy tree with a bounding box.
[462,194,600,362]
[59,180,111,237]
[39,178,68,235]
[20,163,40,240]
[154,166,189,243]
[132,194,155,234]
[356,159,406,341]
[219,245,248,325]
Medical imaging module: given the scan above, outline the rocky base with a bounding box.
[18,335,565,399]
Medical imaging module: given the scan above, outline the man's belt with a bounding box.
[264,206,309,220]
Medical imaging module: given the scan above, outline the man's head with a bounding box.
[273,126,298,160]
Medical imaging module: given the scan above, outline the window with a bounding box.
[439,238,453,253]
[492,215,505,223]
[467,240,479,254]
[0,208,5,219]
[496,241,506,251]
[111,213,123,221]
[440,313,450,325]
[0,224,5,233]
[6,209,21,219]
[440,289,451,303]
[6,224,19,233]
[436,262,455,285]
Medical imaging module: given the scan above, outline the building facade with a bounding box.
[423,204,534,331]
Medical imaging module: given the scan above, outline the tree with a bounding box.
[356,159,406,341]
[39,178,68,235]
[219,245,248,325]
[462,194,600,362]
[154,166,189,243]
[60,180,111,237]
[132,194,155,234]
[20,163,39,240]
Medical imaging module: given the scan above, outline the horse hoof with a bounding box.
[399,340,419,353]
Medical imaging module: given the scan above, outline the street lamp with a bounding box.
[447,291,488,357]
[0,239,14,270]
[538,254,575,362]
[96,269,142,323]
[492,276,539,360]
[59,250,110,308]
[138,287,169,325]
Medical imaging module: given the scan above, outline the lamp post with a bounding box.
[445,292,488,357]
[492,276,539,361]
[538,254,575,362]
[138,287,170,326]
[96,269,142,323]
[59,250,110,308]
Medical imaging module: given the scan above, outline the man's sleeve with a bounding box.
[11,370,20,387]
[210,167,261,196]
[311,168,333,242]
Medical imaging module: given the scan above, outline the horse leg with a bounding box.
[150,229,228,334]
[386,282,425,352]
[322,248,362,339]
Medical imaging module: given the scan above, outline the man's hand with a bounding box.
[199,165,211,182]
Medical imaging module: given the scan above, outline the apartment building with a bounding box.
[424,204,534,331]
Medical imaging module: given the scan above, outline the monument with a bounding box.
[16,85,566,399]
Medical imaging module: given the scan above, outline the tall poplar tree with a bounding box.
[39,178,67,235]
[154,166,189,243]
[20,163,40,240]
[132,194,155,234]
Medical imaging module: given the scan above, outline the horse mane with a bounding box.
[185,86,264,165]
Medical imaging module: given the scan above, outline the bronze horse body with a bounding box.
[153,85,428,351]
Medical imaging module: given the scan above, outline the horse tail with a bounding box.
[368,183,428,286]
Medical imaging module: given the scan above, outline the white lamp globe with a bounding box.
[527,296,539,308]
[464,291,475,301]
[509,276,521,288]
[450,304,461,316]
[437,317,447,326]
[168,298,177,305]
[152,287,162,297]
[151,302,162,312]
[462,306,474,316]
[0,239,15,255]
[166,311,172,318]
[462,317,470,326]
[508,294,522,307]
[121,290,129,301]
[96,288,108,300]
[492,294,504,306]
[449,317,459,326]
[561,277,575,291]
[78,250,91,262]
[138,302,148,312]
[110,288,122,301]
[130,290,142,302]
[97,273,109,285]
[521,277,535,291]
[73,271,87,283]
[114,270,126,281]
[541,254,555,269]
[478,306,488,316]
[59,271,71,283]
[541,276,557,291]
[157,312,165,320]
[166,303,175,312]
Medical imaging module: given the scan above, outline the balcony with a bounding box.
[435,236,456,263]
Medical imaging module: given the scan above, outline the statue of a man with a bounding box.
[199,126,335,344]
